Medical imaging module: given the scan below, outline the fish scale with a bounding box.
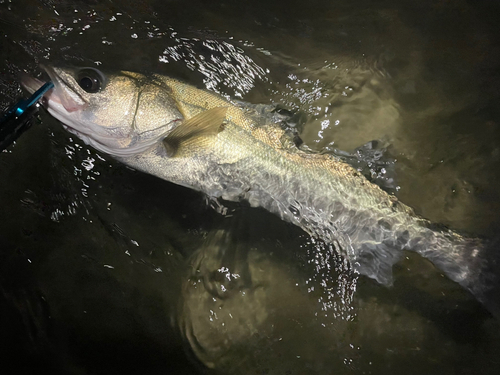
[137,77,467,286]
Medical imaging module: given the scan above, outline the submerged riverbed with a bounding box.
[1,0,500,374]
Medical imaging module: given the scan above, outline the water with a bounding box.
[1,0,500,374]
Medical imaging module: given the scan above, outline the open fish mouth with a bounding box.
[20,65,88,113]
[19,66,105,149]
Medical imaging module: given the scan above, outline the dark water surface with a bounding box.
[1,0,500,374]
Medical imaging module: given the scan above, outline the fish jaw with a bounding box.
[44,65,88,112]
[20,67,87,113]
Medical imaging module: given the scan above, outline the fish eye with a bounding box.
[77,68,105,93]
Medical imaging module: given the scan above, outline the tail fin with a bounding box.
[413,229,500,318]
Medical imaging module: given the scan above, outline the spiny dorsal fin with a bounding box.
[163,107,228,157]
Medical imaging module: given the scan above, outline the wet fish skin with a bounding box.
[21,66,496,315]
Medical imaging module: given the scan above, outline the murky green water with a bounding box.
[1,0,500,374]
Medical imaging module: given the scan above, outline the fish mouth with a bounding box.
[20,65,103,146]
[20,65,88,113]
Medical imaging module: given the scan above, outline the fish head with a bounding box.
[21,65,183,157]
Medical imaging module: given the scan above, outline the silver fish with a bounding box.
[22,65,498,315]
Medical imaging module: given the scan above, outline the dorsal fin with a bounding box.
[163,107,228,157]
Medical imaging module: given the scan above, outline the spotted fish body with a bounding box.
[22,66,497,314]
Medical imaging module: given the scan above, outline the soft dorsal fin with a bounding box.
[163,107,228,157]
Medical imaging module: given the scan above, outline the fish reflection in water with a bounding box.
[178,214,358,373]
[177,212,486,373]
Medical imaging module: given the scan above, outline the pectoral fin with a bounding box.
[163,107,228,157]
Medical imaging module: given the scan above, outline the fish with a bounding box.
[22,65,499,316]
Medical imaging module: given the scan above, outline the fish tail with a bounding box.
[413,228,500,318]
